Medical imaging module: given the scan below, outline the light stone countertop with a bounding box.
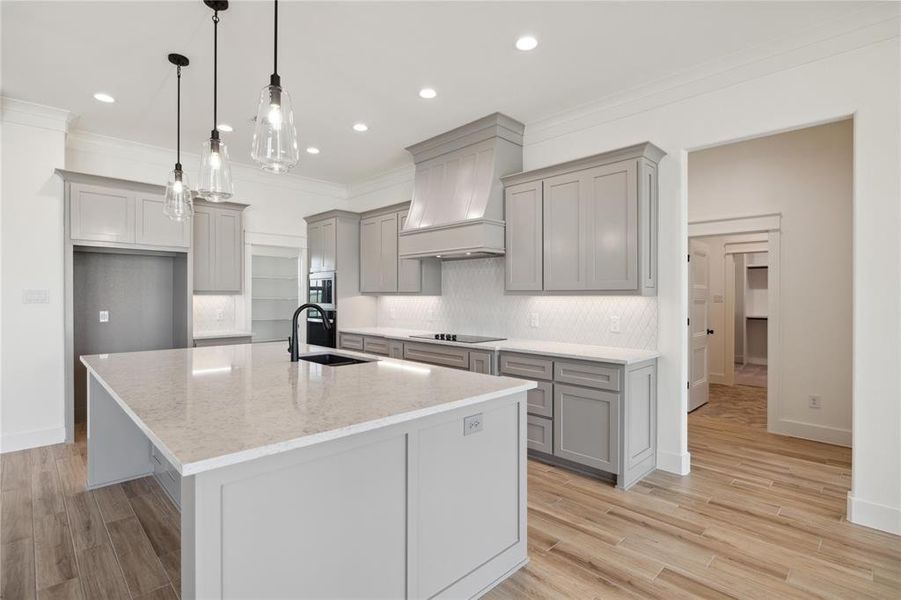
[81,342,534,476]
[339,326,660,365]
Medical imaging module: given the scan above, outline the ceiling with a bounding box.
[1,1,874,184]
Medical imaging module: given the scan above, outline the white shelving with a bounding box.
[742,252,768,365]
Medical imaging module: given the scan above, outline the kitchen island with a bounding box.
[81,342,534,599]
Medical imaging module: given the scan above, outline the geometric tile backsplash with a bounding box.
[377,258,657,350]
[193,294,239,332]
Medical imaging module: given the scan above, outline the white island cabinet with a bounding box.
[81,342,532,599]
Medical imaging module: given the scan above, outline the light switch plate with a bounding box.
[808,395,822,409]
[22,289,49,304]
[463,413,483,436]
[610,315,621,333]
[99,310,109,323]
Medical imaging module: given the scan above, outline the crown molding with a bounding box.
[525,3,901,146]
[347,162,415,199]
[1,97,74,132]
[66,129,348,199]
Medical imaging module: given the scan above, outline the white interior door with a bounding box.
[689,239,710,411]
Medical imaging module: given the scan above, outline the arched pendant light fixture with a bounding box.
[250,0,300,173]
[197,0,234,202]
[163,53,193,221]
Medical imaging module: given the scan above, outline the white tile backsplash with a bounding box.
[377,258,657,349]
[193,295,241,333]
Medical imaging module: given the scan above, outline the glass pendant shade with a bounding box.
[251,83,299,173]
[197,135,233,202]
[163,169,194,221]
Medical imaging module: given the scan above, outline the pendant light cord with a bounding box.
[212,11,219,131]
[176,65,181,166]
[273,0,278,75]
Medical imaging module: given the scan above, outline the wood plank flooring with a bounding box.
[1,424,179,600]
[2,387,899,599]
[488,385,901,599]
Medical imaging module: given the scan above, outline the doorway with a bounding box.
[685,119,852,447]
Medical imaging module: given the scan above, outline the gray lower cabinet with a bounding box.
[194,201,245,293]
[500,143,664,295]
[388,340,404,359]
[469,350,493,375]
[363,336,390,356]
[553,384,619,472]
[526,415,553,454]
[338,333,364,351]
[403,342,469,370]
[500,350,657,489]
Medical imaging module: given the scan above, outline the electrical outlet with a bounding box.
[808,395,822,409]
[216,309,224,322]
[463,413,483,436]
[610,315,621,333]
[22,289,49,304]
[530,312,540,328]
[98,310,109,323]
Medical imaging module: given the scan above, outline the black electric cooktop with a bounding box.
[410,333,507,344]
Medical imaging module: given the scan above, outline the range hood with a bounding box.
[398,113,524,260]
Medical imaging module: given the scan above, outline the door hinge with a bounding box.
[687,381,691,389]
[687,254,691,262]
[687,317,690,326]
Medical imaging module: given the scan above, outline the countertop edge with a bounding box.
[338,327,661,365]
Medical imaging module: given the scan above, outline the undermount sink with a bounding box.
[299,353,373,367]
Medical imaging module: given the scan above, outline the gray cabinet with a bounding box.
[194,201,245,293]
[554,384,619,472]
[307,217,336,274]
[469,350,493,375]
[388,340,404,359]
[360,204,440,295]
[363,336,390,356]
[361,212,399,293]
[501,143,663,295]
[504,181,543,291]
[135,195,190,248]
[70,183,136,244]
[499,349,657,489]
[338,333,364,351]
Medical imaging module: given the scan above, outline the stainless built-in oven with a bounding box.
[308,272,336,310]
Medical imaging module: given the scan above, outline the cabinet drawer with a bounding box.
[554,360,621,392]
[499,353,553,381]
[526,380,553,418]
[339,333,364,351]
[388,340,404,359]
[527,415,553,454]
[403,342,469,369]
[363,336,389,356]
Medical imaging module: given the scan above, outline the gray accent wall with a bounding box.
[74,249,185,421]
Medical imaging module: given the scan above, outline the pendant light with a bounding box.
[163,53,193,221]
[197,0,233,202]
[250,0,300,173]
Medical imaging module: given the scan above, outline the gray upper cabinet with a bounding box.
[360,204,440,295]
[135,194,190,248]
[308,217,336,273]
[501,142,663,295]
[70,182,190,250]
[70,183,136,244]
[504,181,543,291]
[193,201,245,293]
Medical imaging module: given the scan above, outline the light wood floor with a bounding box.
[3,390,899,600]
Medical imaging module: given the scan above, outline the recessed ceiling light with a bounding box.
[419,87,437,99]
[93,92,115,103]
[306,147,320,155]
[217,123,233,132]
[353,122,369,132]
[515,35,538,51]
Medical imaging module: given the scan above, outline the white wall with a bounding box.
[690,121,853,443]
[521,8,900,533]
[377,258,657,350]
[0,99,70,451]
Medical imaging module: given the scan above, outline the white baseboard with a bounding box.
[847,492,901,535]
[709,373,727,385]
[769,418,851,447]
[657,449,691,475]
[0,426,66,453]
[746,357,768,366]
